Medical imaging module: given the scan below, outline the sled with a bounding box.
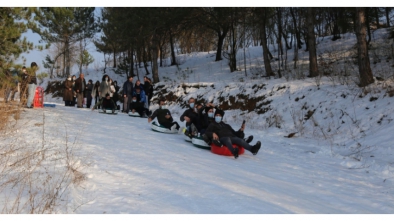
[192,136,210,150]
[151,121,178,134]
[98,109,118,115]
[210,143,245,156]
[43,103,56,107]
[184,134,192,142]
[128,111,141,117]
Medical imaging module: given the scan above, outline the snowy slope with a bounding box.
[9,106,394,214]
[2,27,394,215]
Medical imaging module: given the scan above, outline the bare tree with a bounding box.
[355,7,375,87]
[307,7,319,77]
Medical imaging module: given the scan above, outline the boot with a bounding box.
[233,148,239,159]
[244,135,253,143]
[251,141,261,155]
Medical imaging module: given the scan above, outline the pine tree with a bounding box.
[32,7,98,77]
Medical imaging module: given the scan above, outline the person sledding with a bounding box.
[200,104,253,145]
[204,109,261,159]
[130,87,149,117]
[91,93,117,113]
[180,97,202,138]
[148,97,180,131]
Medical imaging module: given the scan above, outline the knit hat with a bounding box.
[214,109,224,117]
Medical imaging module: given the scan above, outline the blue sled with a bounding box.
[43,103,56,107]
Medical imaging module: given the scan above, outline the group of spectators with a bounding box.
[148,97,262,159]
[63,73,154,116]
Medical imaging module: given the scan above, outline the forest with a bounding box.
[2,7,393,88]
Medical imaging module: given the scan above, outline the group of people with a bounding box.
[3,62,38,108]
[148,97,261,159]
[62,73,260,159]
[63,73,153,116]
[63,73,120,109]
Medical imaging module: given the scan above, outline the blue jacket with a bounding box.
[132,89,146,103]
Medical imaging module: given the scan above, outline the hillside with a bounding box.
[0,27,389,214]
[41,27,394,176]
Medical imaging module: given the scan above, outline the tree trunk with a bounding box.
[113,48,117,68]
[260,9,274,77]
[151,34,160,83]
[385,7,391,27]
[65,40,70,77]
[215,28,228,61]
[366,8,372,44]
[169,29,177,66]
[129,48,134,77]
[375,8,380,29]
[307,7,319,77]
[78,40,83,74]
[355,7,375,87]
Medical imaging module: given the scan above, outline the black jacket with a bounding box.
[123,81,134,96]
[144,81,153,97]
[180,107,200,130]
[205,121,244,140]
[150,108,173,125]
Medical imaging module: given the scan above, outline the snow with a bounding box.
[2,26,394,219]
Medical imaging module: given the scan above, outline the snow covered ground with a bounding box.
[2,26,394,218]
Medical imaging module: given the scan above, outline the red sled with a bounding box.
[210,143,245,156]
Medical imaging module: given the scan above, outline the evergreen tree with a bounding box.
[32,7,98,76]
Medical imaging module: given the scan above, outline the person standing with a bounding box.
[122,75,134,113]
[113,80,120,106]
[74,73,86,108]
[85,79,93,108]
[143,76,153,107]
[92,80,101,108]
[19,66,28,106]
[63,75,74,106]
[71,75,77,106]
[26,62,38,108]
[99,74,111,101]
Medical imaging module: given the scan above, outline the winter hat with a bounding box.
[214,109,224,117]
[128,75,133,80]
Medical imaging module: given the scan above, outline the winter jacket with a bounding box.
[122,81,134,96]
[132,89,146,103]
[205,121,244,140]
[135,83,144,91]
[199,106,222,130]
[99,81,111,98]
[150,108,174,125]
[130,99,144,110]
[180,107,200,130]
[92,84,100,98]
[74,77,86,94]
[113,85,120,103]
[85,83,93,97]
[109,85,116,97]
[27,71,37,85]
[143,81,153,97]
[63,79,74,101]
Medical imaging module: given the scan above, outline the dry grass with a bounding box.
[0,85,86,213]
